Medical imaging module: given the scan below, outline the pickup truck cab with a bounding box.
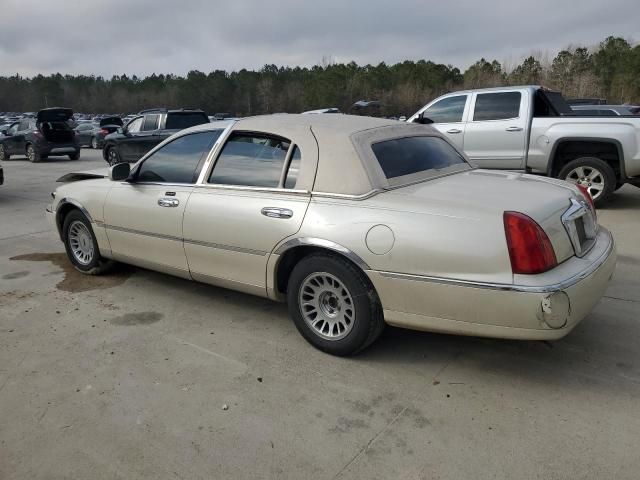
[409,86,640,204]
[102,109,209,165]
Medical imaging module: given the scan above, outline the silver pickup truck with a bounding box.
[409,85,640,204]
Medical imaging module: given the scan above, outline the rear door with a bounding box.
[183,131,312,296]
[412,94,469,150]
[462,90,528,169]
[103,129,222,276]
[3,123,21,154]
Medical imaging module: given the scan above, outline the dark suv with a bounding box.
[0,108,80,162]
[102,109,209,164]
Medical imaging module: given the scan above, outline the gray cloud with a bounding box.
[0,0,638,77]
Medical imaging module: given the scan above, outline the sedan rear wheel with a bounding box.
[287,253,384,356]
[91,137,98,149]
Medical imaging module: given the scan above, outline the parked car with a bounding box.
[102,109,209,165]
[571,105,637,116]
[47,115,616,356]
[409,86,640,204]
[74,117,123,149]
[0,108,80,162]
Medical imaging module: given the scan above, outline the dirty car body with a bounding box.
[46,114,617,355]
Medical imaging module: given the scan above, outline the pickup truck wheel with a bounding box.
[26,144,41,163]
[558,157,616,205]
[62,210,113,275]
[287,253,384,356]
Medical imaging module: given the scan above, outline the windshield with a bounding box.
[371,136,467,180]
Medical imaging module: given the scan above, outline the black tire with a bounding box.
[287,253,384,356]
[69,152,80,160]
[0,144,9,161]
[557,157,616,206]
[62,209,113,275]
[106,147,121,166]
[26,143,40,163]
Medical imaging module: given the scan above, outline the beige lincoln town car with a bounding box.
[46,114,617,355]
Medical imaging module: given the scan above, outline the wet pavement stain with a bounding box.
[10,253,135,293]
[2,271,30,280]
[110,311,163,326]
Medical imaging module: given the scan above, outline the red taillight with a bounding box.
[100,129,108,135]
[504,211,557,274]
[576,184,596,216]
[32,131,42,138]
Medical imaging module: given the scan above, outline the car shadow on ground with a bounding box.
[599,186,640,210]
[2,156,80,163]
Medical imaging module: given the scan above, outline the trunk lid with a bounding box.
[99,116,123,127]
[37,108,73,123]
[384,169,591,263]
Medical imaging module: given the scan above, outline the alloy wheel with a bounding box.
[0,145,5,161]
[565,166,605,200]
[108,149,119,166]
[68,220,95,265]
[27,145,35,162]
[91,137,98,149]
[298,272,355,340]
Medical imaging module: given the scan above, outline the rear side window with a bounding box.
[136,130,221,184]
[371,136,466,179]
[423,95,467,123]
[209,134,290,188]
[166,112,209,130]
[284,146,301,189]
[473,92,521,121]
[142,114,160,131]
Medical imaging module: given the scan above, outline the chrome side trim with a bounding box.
[310,189,382,200]
[274,237,370,270]
[377,231,614,294]
[184,238,267,256]
[194,183,310,196]
[102,223,267,256]
[561,198,597,258]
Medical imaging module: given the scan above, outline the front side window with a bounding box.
[209,134,290,188]
[18,120,30,131]
[136,130,222,184]
[371,136,467,180]
[423,95,467,123]
[7,123,19,135]
[473,92,521,121]
[126,117,143,133]
[142,114,160,131]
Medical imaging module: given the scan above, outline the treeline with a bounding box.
[0,36,638,116]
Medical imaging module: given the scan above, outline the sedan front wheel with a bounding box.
[287,253,384,356]
[62,210,113,275]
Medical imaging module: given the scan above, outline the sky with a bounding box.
[0,0,638,77]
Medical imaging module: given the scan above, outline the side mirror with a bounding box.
[414,112,434,124]
[109,162,130,181]
[117,127,125,135]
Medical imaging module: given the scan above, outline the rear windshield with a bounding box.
[166,112,209,130]
[371,136,467,179]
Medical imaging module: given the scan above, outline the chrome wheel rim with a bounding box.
[299,272,355,341]
[566,166,605,200]
[68,220,94,265]
[27,146,35,161]
[108,149,118,165]
[91,138,97,148]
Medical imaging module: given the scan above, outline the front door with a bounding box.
[103,129,223,277]
[412,94,469,150]
[183,133,311,296]
[462,90,528,169]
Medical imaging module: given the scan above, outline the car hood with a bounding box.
[37,108,73,123]
[57,168,108,183]
[378,169,583,263]
[99,117,123,127]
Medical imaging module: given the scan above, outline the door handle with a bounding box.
[505,126,523,132]
[446,128,462,134]
[261,207,293,219]
[158,198,179,207]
